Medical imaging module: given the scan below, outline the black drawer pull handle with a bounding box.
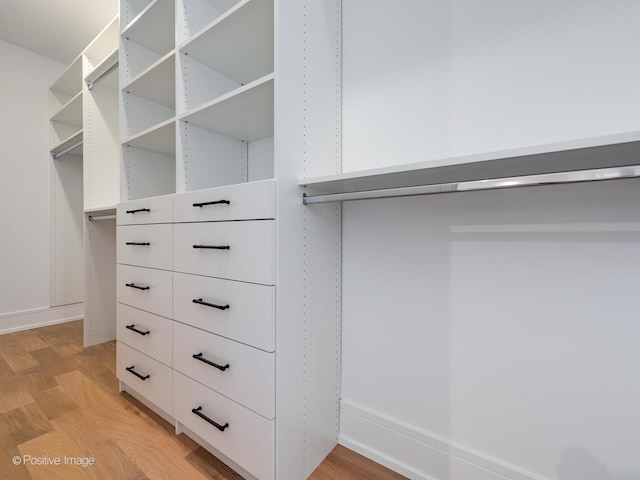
[126,324,150,336]
[125,242,150,246]
[192,406,229,432]
[126,366,150,381]
[193,200,231,207]
[192,245,230,250]
[193,353,229,371]
[126,208,150,214]
[192,298,230,310]
[126,283,150,291]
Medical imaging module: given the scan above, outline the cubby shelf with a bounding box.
[51,56,83,96]
[122,118,176,155]
[50,91,83,126]
[123,51,175,107]
[181,0,273,84]
[122,0,174,54]
[51,129,84,158]
[180,73,273,141]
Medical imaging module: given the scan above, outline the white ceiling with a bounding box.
[0,0,118,64]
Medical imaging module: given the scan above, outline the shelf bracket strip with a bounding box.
[302,164,640,205]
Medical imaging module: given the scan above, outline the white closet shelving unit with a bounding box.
[116,1,340,479]
[49,17,120,346]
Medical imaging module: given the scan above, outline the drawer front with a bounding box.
[173,322,275,419]
[173,272,275,352]
[117,342,172,416]
[116,304,172,366]
[173,372,274,480]
[117,265,172,318]
[117,224,173,270]
[173,221,275,285]
[117,195,173,225]
[173,179,275,222]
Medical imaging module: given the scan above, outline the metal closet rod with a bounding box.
[86,60,119,91]
[88,214,116,221]
[302,164,640,205]
[52,140,83,160]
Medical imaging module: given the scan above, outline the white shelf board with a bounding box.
[122,118,176,156]
[50,91,83,126]
[181,0,274,84]
[122,0,174,55]
[180,74,273,141]
[85,49,119,90]
[51,56,82,95]
[85,17,119,64]
[84,206,117,215]
[123,51,175,107]
[299,131,640,194]
[51,129,84,158]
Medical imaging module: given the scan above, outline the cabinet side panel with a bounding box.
[275,0,342,478]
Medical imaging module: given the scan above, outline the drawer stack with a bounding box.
[116,180,276,480]
[116,195,174,416]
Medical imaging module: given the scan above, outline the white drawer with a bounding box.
[173,272,275,352]
[173,179,275,222]
[116,304,172,366]
[117,195,173,225]
[173,372,274,480]
[173,322,275,419]
[117,224,173,270]
[117,342,172,416]
[173,221,275,285]
[117,265,172,318]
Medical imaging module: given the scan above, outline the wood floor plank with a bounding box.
[29,348,79,379]
[32,386,78,420]
[3,403,53,446]
[0,342,39,373]
[185,446,245,480]
[83,440,149,480]
[18,431,89,480]
[310,444,407,480]
[0,389,35,414]
[13,332,48,353]
[50,342,83,358]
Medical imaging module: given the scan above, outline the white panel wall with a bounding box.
[341,179,640,479]
[342,0,640,171]
[0,40,65,320]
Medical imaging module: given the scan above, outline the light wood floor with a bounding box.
[0,321,406,480]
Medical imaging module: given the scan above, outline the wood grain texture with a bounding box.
[0,321,405,480]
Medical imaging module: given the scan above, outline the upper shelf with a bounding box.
[299,131,640,194]
[51,56,82,96]
[123,51,175,107]
[122,0,174,54]
[180,74,273,141]
[181,0,274,85]
[122,118,176,156]
[50,91,82,126]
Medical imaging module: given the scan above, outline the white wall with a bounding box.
[343,0,640,171]
[340,1,640,479]
[0,40,66,322]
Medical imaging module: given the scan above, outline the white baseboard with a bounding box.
[0,304,83,334]
[339,400,545,480]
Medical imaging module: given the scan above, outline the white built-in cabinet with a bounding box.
[116,1,340,479]
[49,17,120,346]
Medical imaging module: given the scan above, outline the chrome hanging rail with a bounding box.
[86,60,119,91]
[302,165,640,205]
[88,214,116,221]
[52,140,83,160]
